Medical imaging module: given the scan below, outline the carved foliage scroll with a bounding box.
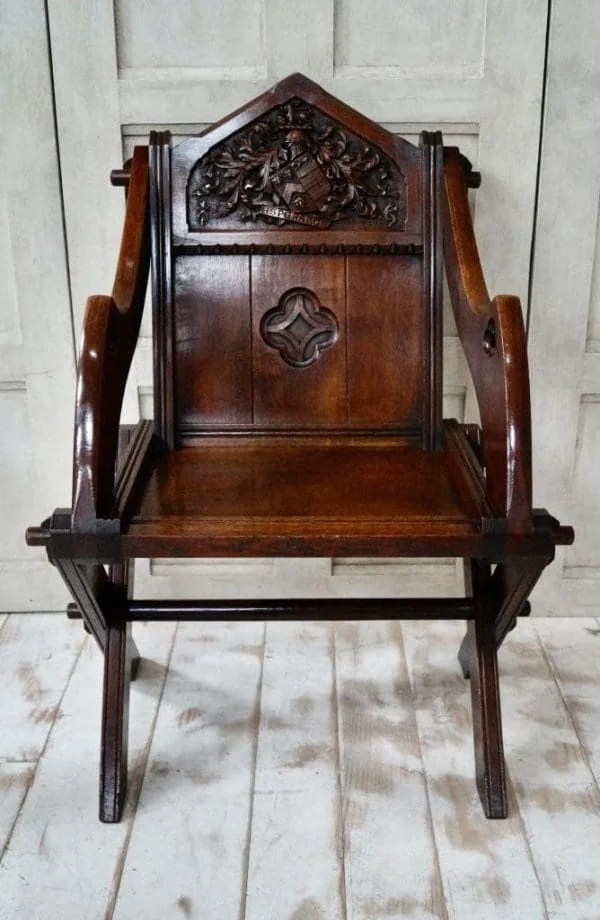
[261,288,339,367]
[187,98,405,231]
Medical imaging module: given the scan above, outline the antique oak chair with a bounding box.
[27,75,573,823]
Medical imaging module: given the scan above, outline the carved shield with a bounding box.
[271,149,331,213]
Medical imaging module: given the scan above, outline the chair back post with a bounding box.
[149,130,175,450]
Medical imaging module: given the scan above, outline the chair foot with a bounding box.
[99,620,131,823]
[458,630,470,679]
[463,618,508,819]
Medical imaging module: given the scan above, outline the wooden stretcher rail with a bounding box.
[120,598,478,620]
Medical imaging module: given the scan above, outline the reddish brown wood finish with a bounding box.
[175,255,253,429]
[461,560,507,818]
[25,75,573,824]
[420,131,444,449]
[251,256,347,427]
[170,74,423,250]
[72,146,152,527]
[124,432,476,558]
[174,251,424,436]
[443,148,532,532]
[165,74,438,447]
[346,256,423,428]
[100,560,136,823]
[150,130,175,448]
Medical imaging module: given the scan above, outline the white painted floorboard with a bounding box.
[402,620,548,919]
[0,612,83,865]
[245,622,343,920]
[500,621,600,919]
[0,622,176,920]
[114,621,264,920]
[0,615,599,919]
[336,621,445,920]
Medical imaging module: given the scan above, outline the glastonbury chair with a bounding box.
[26,74,573,822]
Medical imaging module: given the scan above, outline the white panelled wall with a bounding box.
[0,2,74,611]
[529,0,600,615]
[1,0,596,611]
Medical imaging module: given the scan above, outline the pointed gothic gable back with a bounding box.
[186,97,406,233]
[150,75,443,448]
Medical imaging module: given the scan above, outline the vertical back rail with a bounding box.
[150,131,175,448]
[420,131,444,450]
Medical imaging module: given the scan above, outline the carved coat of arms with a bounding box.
[187,98,405,231]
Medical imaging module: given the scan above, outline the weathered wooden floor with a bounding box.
[1,613,599,920]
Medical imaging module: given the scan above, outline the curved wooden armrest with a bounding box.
[443,147,532,533]
[72,146,150,528]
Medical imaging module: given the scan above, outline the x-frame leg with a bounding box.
[53,555,138,822]
[458,554,550,818]
[460,561,506,817]
[99,561,137,822]
[459,553,551,676]
[54,558,109,652]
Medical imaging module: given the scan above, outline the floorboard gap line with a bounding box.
[532,620,600,802]
[237,620,267,920]
[332,625,348,920]
[505,770,551,920]
[397,621,450,920]
[0,628,86,863]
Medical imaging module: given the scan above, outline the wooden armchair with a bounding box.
[27,74,573,823]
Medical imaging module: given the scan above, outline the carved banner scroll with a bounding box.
[187,98,406,231]
[261,288,339,367]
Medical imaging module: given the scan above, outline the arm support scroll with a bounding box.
[443,148,532,533]
[72,146,151,530]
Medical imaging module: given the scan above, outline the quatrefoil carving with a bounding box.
[260,287,339,368]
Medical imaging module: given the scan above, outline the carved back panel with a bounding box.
[150,75,443,448]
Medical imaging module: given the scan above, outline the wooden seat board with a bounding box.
[122,436,486,558]
[129,441,473,525]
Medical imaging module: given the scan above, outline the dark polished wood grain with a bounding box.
[150,130,175,449]
[125,598,476,621]
[175,255,253,429]
[420,131,444,450]
[461,560,507,818]
[26,74,573,823]
[251,255,347,427]
[186,93,407,233]
[71,145,151,528]
[174,251,425,438]
[170,74,423,251]
[100,561,136,823]
[171,232,422,256]
[346,256,423,428]
[123,432,477,558]
[443,147,532,533]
